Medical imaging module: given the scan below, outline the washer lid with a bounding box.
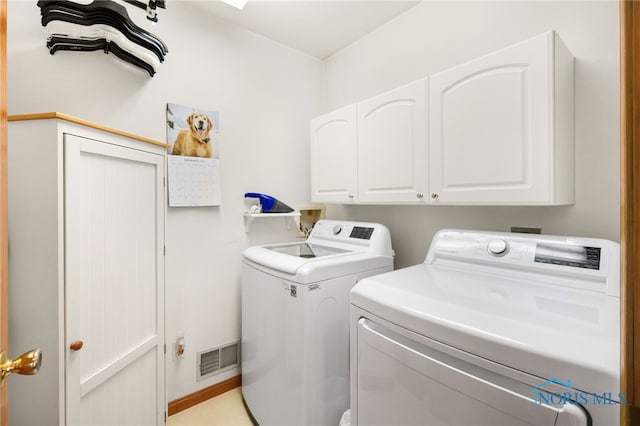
[243,243,391,283]
[351,262,620,398]
[242,220,394,282]
[265,242,349,258]
[244,242,358,275]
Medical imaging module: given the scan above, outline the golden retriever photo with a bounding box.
[167,104,219,159]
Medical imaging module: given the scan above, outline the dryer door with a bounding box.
[354,318,589,426]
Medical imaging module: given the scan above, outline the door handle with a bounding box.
[69,340,84,351]
[0,349,42,385]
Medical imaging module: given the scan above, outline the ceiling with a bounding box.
[188,0,421,59]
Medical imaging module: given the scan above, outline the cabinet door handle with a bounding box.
[348,194,354,199]
[416,193,424,199]
[431,193,439,200]
[69,341,84,351]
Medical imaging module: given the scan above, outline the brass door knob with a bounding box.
[69,341,84,351]
[0,349,42,385]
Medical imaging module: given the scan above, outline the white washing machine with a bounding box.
[350,229,620,426]
[242,219,394,426]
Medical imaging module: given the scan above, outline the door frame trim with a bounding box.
[620,1,640,423]
[0,0,8,423]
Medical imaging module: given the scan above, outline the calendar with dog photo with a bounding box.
[166,103,219,158]
[166,102,222,207]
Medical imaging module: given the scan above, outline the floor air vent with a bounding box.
[197,341,240,381]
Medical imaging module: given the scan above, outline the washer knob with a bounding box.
[487,239,508,256]
[333,225,342,235]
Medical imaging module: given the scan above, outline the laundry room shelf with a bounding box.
[243,212,300,233]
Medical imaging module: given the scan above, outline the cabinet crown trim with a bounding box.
[8,112,169,148]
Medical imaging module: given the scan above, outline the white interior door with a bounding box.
[64,134,165,425]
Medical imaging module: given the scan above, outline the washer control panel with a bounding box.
[306,220,393,257]
[327,224,376,240]
[312,221,377,241]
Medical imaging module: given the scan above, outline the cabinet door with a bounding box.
[64,135,165,425]
[357,80,427,203]
[310,104,358,203]
[429,33,552,204]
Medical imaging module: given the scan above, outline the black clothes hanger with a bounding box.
[38,2,168,55]
[38,0,168,58]
[37,0,168,77]
[46,34,156,76]
[45,23,160,70]
[47,35,105,53]
[38,0,166,47]
[41,9,166,62]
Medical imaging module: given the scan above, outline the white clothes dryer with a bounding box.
[350,229,620,426]
[242,220,394,426]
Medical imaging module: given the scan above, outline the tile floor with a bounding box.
[167,388,254,426]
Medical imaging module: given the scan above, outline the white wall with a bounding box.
[323,1,620,268]
[6,0,620,407]
[7,1,322,401]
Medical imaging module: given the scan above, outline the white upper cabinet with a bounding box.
[310,31,574,206]
[310,104,358,202]
[429,31,574,205]
[357,79,428,203]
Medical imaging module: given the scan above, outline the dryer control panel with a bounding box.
[534,242,601,270]
[427,229,620,297]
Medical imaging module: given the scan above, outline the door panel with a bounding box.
[310,104,358,202]
[64,134,165,425]
[437,67,529,187]
[357,80,427,203]
[355,318,588,426]
[429,33,551,204]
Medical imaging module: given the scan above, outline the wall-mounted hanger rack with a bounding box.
[36,0,168,77]
[38,1,168,56]
[122,0,165,23]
